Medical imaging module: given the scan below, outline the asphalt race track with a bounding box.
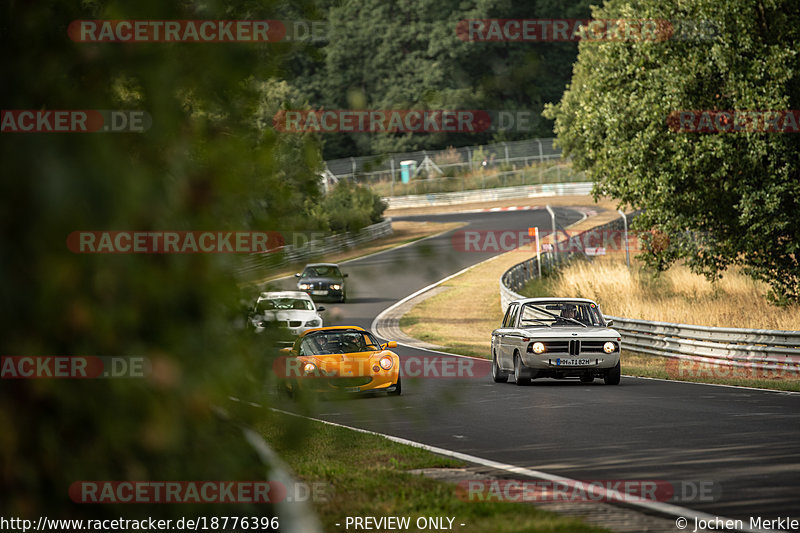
[271,207,800,525]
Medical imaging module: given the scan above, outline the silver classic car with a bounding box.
[491,298,622,385]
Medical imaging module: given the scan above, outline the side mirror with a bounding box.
[294,273,301,278]
[381,341,398,349]
[317,306,326,312]
[606,319,614,327]
[343,273,349,278]
[279,347,293,354]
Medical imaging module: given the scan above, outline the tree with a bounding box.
[321,181,387,234]
[0,0,319,522]
[545,0,800,303]
[306,0,592,158]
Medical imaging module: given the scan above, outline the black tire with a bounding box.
[514,353,530,386]
[492,351,508,383]
[580,373,594,383]
[340,293,346,303]
[604,361,621,385]
[388,374,402,396]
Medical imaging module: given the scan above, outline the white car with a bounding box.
[491,298,622,385]
[249,291,324,336]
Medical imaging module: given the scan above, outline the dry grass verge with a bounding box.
[521,254,800,330]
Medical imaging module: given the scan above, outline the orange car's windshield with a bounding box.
[299,331,381,356]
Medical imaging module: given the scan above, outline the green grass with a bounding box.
[258,411,612,533]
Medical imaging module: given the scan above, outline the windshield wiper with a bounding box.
[520,319,552,328]
[527,305,587,328]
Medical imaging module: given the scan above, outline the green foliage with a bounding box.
[292,0,593,158]
[0,0,319,520]
[320,181,388,233]
[545,0,800,303]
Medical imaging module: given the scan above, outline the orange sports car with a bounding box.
[276,326,401,396]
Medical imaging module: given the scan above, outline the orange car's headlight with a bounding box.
[303,362,317,374]
[379,356,393,370]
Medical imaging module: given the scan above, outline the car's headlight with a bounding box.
[532,342,545,354]
[303,362,317,374]
[603,342,616,353]
[304,319,321,327]
[330,284,341,290]
[379,356,393,370]
[298,283,312,290]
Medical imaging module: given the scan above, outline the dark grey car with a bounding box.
[295,263,348,302]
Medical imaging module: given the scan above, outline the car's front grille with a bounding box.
[535,340,583,355]
[581,341,610,353]
[289,320,302,328]
[543,341,568,353]
[568,339,581,355]
[324,377,372,388]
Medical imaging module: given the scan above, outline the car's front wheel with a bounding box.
[492,351,508,383]
[604,361,621,385]
[514,353,530,386]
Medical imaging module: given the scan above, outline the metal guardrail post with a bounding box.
[618,209,630,268]
[390,158,395,196]
[545,205,558,264]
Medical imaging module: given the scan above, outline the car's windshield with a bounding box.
[256,298,313,313]
[298,331,380,355]
[519,302,605,328]
[301,266,342,278]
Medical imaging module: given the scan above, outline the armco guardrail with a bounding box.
[236,219,392,280]
[499,217,800,373]
[387,181,593,209]
[604,316,800,372]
